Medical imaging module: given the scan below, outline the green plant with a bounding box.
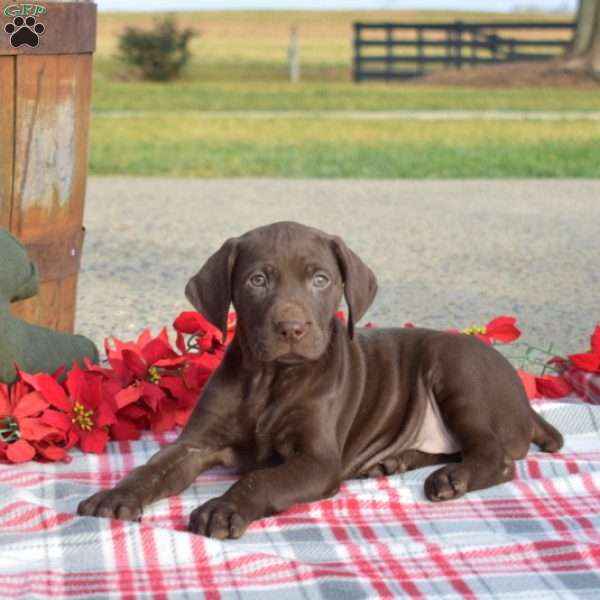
[117,17,195,81]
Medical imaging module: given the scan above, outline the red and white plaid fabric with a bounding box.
[565,368,600,405]
[1,378,600,599]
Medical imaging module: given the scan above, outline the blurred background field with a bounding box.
[91,9,600,178]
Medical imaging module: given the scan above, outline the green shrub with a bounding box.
[117,17,195,81]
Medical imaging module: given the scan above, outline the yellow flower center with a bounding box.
[147,366,160,384]
[463,326,487,336]
[72,402,94,432]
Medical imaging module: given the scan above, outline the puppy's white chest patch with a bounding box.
[412,394,460,454]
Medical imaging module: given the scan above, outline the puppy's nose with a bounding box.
[276,320,309,343]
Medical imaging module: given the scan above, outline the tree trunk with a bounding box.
[563,0,600,77]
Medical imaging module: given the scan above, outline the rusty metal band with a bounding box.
[0,2,96,55]
[22,226,85,282]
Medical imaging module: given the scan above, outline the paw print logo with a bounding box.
[4,16,45,48]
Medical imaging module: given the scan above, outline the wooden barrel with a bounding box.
[0,1,96,333]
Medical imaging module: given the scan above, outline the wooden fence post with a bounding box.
[353,22,361,82]
[417,26,424,75]
[288,25,300,83]
[0,0,96,333]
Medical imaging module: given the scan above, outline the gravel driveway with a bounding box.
[79,178,599,358]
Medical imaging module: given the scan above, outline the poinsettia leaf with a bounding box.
[141,338,177,366]
[199,335,218,352]
[548,355,568,367]
[140,382,163,412]
[489,326,521,343]
[159,376,197,407]
[114,384,144,409]
[591,326,600,354]
[83,374,104,410]
[486,316,516,329]
[569,352,600,373]
[6,439,36,463]
[122,350,148,379]
[18,417,58,442]
[83,358,111,377]
[40,409,72,432]
[95,401,116,428]
[37,445,70,463]
[105,357,131,383]
[0,385,11,416]
[79,428,110,454]
[11,375,33,402]
[190,352,222,371]
[12,391,48,419]
[176,406,194,427]
[176,332,186,354]
[182,362,210,392]
[50,365,67,381]
[137,329,153,350]
[22,373,71,412]
[150,399,177,433]
[157,327,172,346]
[110,419,141,441]
[173,311,209,335]
[118,403,149,421]
[517,369,538,400]
[486,317,520,343]
[153,356,188,369]
[66,362,85,403]
[66,429,79,449]
[535,375,574,399]
[100,379,125,413]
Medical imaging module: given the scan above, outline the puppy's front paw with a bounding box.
[189,497,250,540]
[77,488,143,521]
[424,464,470,502]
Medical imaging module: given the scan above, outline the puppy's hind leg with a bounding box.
[423,384,516,501]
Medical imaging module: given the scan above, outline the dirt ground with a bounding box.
[79,177,600,357]
[414,59,600,88]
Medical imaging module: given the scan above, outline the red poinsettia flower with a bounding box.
[174,311,237,347]
[568,325,600,373]
[534,374,574,399]
[0,379,70,463]
[104,327,210,434]
[63,364,116,453]
[517,369,538,400]
[462,316,521,345]
[23,366,114,455]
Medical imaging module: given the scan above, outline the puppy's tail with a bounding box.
[531,409,563,453]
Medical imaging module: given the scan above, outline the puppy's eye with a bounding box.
[249,273,267,288]
[313,273,330,288]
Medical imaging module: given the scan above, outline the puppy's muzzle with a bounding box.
[275,320,310,344]
[266,303,324,362]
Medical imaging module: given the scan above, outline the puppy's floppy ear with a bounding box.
[185,238,238,338]
[331,236,378,339]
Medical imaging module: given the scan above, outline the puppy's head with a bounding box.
[185,222,377,365]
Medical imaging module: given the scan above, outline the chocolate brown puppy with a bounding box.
[78,221,563,539]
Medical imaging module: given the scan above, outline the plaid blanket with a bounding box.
[2,387,600,599]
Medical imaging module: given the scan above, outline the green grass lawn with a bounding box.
[91,10,600,178]
[93,81,600,113]
[91,117,600,178]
